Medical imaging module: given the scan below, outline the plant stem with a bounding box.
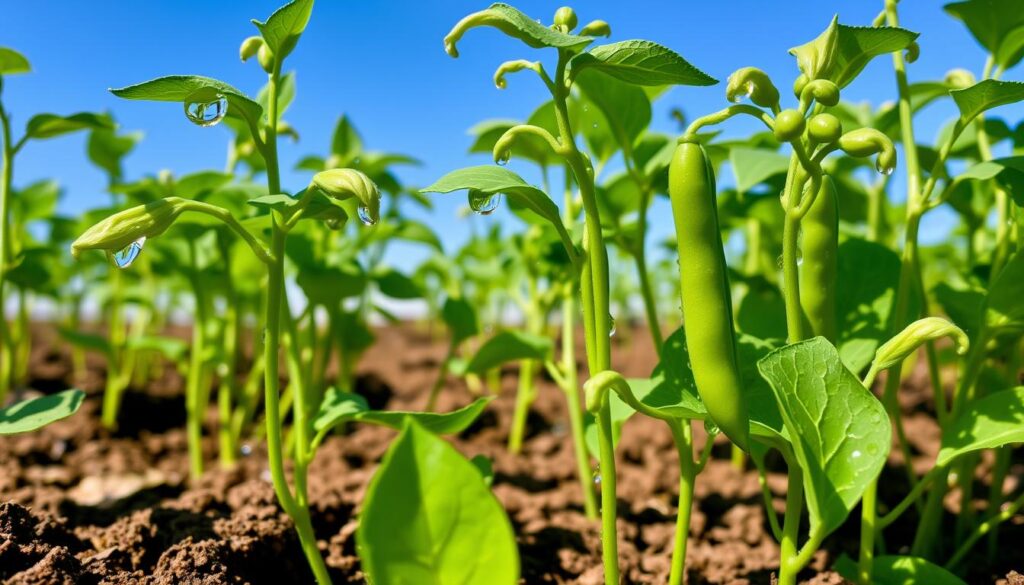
[946,490,1024,570]
[667,419,696,585]
[858,470,878,584]
[0,101,12,404]
[777,460,805,585]
[781,209,805,343]
[185,247,209,479]
[561,291,598,519]
[551,49,617,584]
[508,357,536,453]
[633,188,662,353]
[101,268,127,429]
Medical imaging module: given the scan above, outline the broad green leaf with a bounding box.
[24,113,113,140]
[58,327,112,358]
[647,326,706,419]
[110,76,264,130]
[251,0,314,60]
[0,390,85,435]
[757,337,890,538]
[126,335,188,362]
[937,386,1024,466]
[88,128,142,181]
[444,3,592,58]
[834,554,966,585]
[463,330,552,375]
[0,47,30,75]
[789,17,919,88]
[956,156,1024,206]
[12,180,60,223]
[945,0,1024,69]
[177,171,234,200]
[331,114,363,162]
[569,40,716,87]
[737,334,787,443]
[730,147,790,194]
[358,420,518,585]
[986,247,1024,335]
[442,297,478,345]
[422,166,570,247]
[950,79,1024,123]
[470,455,495,486]
[836,238,903,373]
[313,389,492,439]
[575,69,651,151]
[373,267,422,300]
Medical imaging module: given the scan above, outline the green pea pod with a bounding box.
[668,139,749,450]
[799,176,838,343]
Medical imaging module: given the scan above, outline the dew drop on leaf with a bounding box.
[357,204,377,226]
[184,94,228,127]
[469,190,501,215]
[110,236,146,269]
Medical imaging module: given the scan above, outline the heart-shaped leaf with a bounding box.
[937,386,1024,467]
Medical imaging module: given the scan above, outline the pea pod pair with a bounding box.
[668,139,748,450]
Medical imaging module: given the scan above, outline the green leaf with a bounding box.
[463,330,552,375]
[58,327,112,358]
[986,247,1024,336]
[331,114,363,162]
[789,17,919,88]
[575,70,651,152]
[950,79,1024,123]
[836,238,903,373]
[442,297,479,346]
[933,283,985,341]
[470,455,495,487]
[313,388,492,440]
[937,386,1024,466]
[125,335,189,362]
[88,127,142,181]
[730,147,791,194]
[373,267,422,300]
[569,40,716,87]
[358,420,518,585]
[0,47,30,75]
[24,112,113,140]
[945,0,1024,69]
[252,0,314,60]
[834,553,966,585]
[757,337,890,539]
[0,390,85,435]
[422,166,569,246]
[110,76,264,130]
[444,3,592,58]
[647,327,707,419]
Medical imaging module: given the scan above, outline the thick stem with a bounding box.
[667,419,695,585]
[0,103,12,403]
[101,269,127,429]
[858,476,878,584]
[777,460,805,585]
[782,210,805,343]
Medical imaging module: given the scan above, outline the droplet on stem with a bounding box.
[110,236,146,269]
[184,94,228,127]
[608,315,616,337]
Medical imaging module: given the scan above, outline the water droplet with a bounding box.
[469,190,501,215]
[876,159,895,176]
[608,316,616,337]
[110,236,146,269]
[582,104,590,112]
[591,122,598,129]
[496,151,510,166]
[851,450,863,460]
[357,204,377,226]
[240,443,253,456]
[184,95,228,127]
[592,467,601,485]
[704,418,720,436]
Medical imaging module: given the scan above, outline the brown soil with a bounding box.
[0,324,1020,584]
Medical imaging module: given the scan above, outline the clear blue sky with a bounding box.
[2,1,1020,268]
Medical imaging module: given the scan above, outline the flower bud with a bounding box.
[239,36,263,62]
[872,317,968,372]
[945,68,976,90]
[837,128,897,175]
[801,79,840,107]
[71,198,187,258]
[257,44,274,73]
[793,74,809,99]
[773,109,806,142]
[579,19,611,37]
[807,113,842,144]
[553,7,577,31]
[726,67,780,109]
[311,168,381,224]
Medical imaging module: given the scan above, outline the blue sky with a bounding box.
[2,1,1020,268]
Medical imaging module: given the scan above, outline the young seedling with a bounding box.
[428,5,716,582]
[0,46,112,401]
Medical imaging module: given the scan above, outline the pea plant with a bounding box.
[427,4,720,582]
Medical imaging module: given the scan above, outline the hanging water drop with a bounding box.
[184,94,228,127]
[875,159,895,176]
[496,151,510,166]
[357,204,377,226]
[592,467,601,485]
[469,190,501,215]
[110,236,146,269]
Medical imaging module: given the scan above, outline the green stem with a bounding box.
[185,259,209,480]
[508,357,536,453]
[667,419,696,585]
[560,292,597,519]
[858,474,878,584]
[782,209,805,343]
[552,48,617,584]
[946,489,1024,570]
[777,460,806,585]
[0,101,12,404]
[101,269,127,429]
[986,447,1011,560]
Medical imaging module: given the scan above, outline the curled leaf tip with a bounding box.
[579,19,610,37]
[493,59,539,89]
[725,67,779,109]
[873,317,969,372]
